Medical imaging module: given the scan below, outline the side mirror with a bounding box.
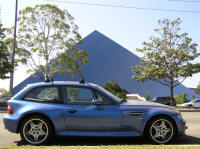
[92,99,102,105]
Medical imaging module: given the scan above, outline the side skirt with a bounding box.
[57,131,141,137]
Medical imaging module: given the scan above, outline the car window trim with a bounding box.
[61,85,96,105]
[23,85,62,104]
[93,89,115,105]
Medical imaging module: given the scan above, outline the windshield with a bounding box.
[95,85,122,103]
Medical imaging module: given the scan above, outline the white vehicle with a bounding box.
[180,99,200,108]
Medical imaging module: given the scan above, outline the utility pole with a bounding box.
[9,0,18,95]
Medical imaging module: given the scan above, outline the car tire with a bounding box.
[19,115,54,145]
[188,105,192,108]
[145,116,176,144]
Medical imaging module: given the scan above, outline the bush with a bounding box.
[174,92,188,104]
[191,95,195,100]
[145,91,152,101]
[0,88,9,97]
[103,81,128,99]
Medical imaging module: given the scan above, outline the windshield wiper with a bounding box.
[119,99,127,103]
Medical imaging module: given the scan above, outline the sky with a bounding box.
[0,0,200,90]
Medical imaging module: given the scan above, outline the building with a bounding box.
[13,31,200,99]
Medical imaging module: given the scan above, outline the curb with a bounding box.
[177,109,200,112]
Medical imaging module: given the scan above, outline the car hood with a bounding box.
[121,100,172,108]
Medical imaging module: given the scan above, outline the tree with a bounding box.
[17,4,88,79]
[0,88,9,97]
[132,18,200,105]
[4,27,32,95]
[174,92,188,104]
[5,27,29,66]
[195,82,200,95]
[103,81,128,99]
[0,24,12,79]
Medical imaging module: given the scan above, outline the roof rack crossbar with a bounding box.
[80,77,85,84]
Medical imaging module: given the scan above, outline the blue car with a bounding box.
[3,81,186,145]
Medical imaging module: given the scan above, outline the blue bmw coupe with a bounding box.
[3,81,186,145]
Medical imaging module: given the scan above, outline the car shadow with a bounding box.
[15,135,200,146]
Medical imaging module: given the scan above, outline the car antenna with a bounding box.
[80,77,85,84]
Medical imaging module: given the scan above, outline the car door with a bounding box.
[62,86,122,131]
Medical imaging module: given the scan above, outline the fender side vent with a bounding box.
[129,112,143,116]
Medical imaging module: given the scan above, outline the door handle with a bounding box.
[66,109,77,113]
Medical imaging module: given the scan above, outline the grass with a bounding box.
[1,145,200,149]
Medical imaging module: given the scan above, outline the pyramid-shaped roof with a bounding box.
[13,30,200,99]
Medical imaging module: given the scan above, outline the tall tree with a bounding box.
[4,27,31,95]
[0,24,12,79]
[132,18,200,105]
[5,27,29,66]
[17,4,88,79]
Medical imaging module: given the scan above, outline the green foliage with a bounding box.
[195,82,200,95]
[0,24,12,79]
[132,18,200,104]
[53,48,88,77]
[17,4,88,77]
[145,91,152,101]
[191,95,195,100]
[0,88,9,97]
[4,27,29,66]
[174,92,188,104]
[103,81,128,99]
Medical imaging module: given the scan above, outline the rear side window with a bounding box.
[24,86,59,103]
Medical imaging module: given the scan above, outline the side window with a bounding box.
[95,91,113,105]
[63,87,94,105]
[24,86,59,103]
[157,97,161,101]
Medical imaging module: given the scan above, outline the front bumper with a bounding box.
[176,119,187,136]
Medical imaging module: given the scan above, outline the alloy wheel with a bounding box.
[23,118,49,144]
[150,119,174,144]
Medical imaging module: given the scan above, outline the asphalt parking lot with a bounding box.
[0,112,200,146]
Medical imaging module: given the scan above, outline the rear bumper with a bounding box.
[3,116,19,133]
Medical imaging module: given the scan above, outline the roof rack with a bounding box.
[79,77,85,84]
[44,75,54,83]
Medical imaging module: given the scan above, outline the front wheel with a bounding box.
[19,115,54,145]
[145,116,176,144]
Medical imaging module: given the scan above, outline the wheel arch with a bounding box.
[143,114,178,136]
[17,112,55,134]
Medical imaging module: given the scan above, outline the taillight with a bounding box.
[8,106,13,115]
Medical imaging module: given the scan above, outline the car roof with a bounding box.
[26,81,97,88]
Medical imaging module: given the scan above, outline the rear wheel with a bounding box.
[20,115,54,145]
[145,116,176,144]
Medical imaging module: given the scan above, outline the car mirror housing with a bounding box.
[92,99,102,105]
